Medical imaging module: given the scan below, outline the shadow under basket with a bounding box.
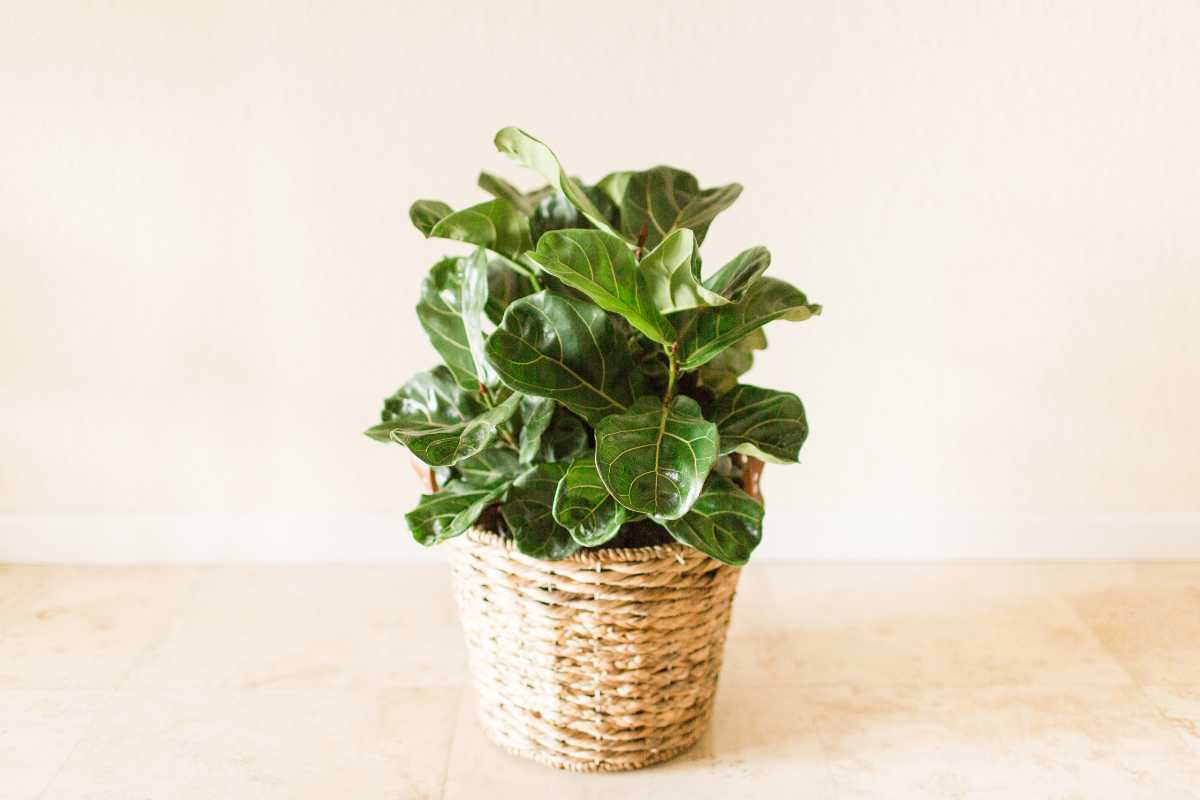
[449,528,742,772]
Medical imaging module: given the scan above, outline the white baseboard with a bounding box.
[1,511,1198,563]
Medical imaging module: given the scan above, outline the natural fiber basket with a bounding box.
[449,528,742,771]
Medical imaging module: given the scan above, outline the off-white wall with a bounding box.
[3,1,1199,561]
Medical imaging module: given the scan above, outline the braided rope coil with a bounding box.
[449,528,742,772]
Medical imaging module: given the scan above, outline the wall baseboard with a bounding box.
[2,511,1198,563]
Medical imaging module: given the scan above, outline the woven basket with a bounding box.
[449,528,742,771]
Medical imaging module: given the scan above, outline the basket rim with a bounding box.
[463,527,704,565]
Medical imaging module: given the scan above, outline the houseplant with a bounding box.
[367,127,821,770]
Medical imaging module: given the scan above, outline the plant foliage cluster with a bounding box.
[367,128,820,565]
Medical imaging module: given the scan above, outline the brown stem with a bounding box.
[409,455,439,493]
[731,453,765,506]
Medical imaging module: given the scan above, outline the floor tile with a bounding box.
[0,567,201,689]
[812,686,1029,798]
[39,688,460,800]
[442,684,835,799]
[1142,685,1200,758]
[762,564,1132,687]
[0,691,108,800]
[1134,563,1200,586]
[1013,686,1200,799]
[721,565,805,687]
[1062,568,1200,685]
[127,565,467,689]
[812,685,1200,800]
[4,564,1198,799]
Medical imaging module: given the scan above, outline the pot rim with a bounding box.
[461,527,710,565]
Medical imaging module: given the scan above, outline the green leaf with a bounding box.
[535,407,590,463]
[697,329,765,393]
[405,480,505,546]
[493,127,623,239]
[485,257,533,325]
[369,365,485,437]
[616,166,742,250]
[414,254,490,390]
[594,395,719,520]
[485,291,643,425]
[703,247,771,301]
[459,249,491,384]
[409,199,452,236]
[706,384,808,464]
[366,391,521,466]
[501,463,580,559]
[527,230,675,345]
[515,396,554,462]
[639,229,728,313]
[661,474,763,565]
[553,451,626,546]
[675,277,821,370]
[596,171,632,207]
[676,183,743,239]
[427,198,532,260]
[456,448,527,487]
[528,191,579,243]
[477,172,536,215]
[697,346,753,394]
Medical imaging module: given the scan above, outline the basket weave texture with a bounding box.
[449,528,742,772]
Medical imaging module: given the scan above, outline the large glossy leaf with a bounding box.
[485,257,534,325]
[553,451,626,546]
[485,291,643,424]
[661,474,763,565]
[493,127,622,239]
[594,395,719,519]
[702,247,771,301]
[675,277,821,370]
[456,448,527,486]
[426,198,532,260]
[527,230,674,344]
[639,229,728,313]
[415,252,491,390]
[515,396,554,462]
[616,166,742,249]
[405,480,505,546]
[365,391,521,466]
[706,384,808,464]
[409,199,452,236]
[501,463,580,559]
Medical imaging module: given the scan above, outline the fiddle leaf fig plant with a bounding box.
[368,127,821,565]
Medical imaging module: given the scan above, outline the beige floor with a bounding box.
[1,563,1199,799]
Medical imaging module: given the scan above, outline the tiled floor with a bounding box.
[2,563,1198,799]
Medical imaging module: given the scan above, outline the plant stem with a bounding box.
[663,344,679,403]
[479,383,518,448]
[478,382,495,408]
